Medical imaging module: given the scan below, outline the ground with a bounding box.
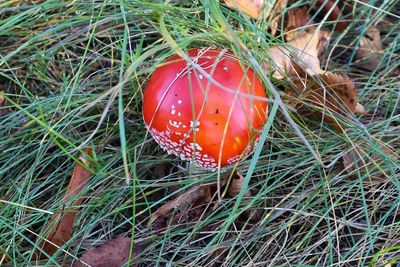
[0,0,399,266]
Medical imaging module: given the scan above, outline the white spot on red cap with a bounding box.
[169,120,180,128]
[147,127,218,171]
[189,142,203,151]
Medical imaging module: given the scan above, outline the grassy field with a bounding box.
[0,0,399,266]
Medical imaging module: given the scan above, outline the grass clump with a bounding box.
[0,0,399,266]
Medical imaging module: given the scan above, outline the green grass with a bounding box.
[0,0,399,266]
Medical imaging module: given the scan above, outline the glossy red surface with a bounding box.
[143,48,268,170]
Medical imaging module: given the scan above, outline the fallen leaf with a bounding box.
[35,148,94,259]
[284,70,366,131]
[315,29,331,57]
[224,0,264,19]
[150,171,263,230]
[287,29,328,75]
[284,8,330,57]
[263,46,293,79]
[284,7,311,40]
[73,236,149,267]
[227,172,252,198]
[313,0,348,31]
[263,28,330,79]
[227,172,263,221]
[263,7,365,131]
[356,26,383,71]
[342,144,397,182]
[149,184,213,230]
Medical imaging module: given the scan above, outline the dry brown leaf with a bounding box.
[35,148,94,259]
[313,0,348,31]
[284,7,311,40]
[342,144,397,182]
[227,172,263,222]
[149,171,260,230]
[285,0,348,31]
[264,28,330,79]
[356,26,383,71]
[224,0,264,19]
[316,30,331,57]
[227,172,252,198]
[284,8,330,57]
[263,46,293,79]
[285,70,366,131]
[72,236,148,267]
[149,184,213,230]
[288,29,327,75]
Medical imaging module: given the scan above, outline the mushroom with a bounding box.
[143,48,268,171]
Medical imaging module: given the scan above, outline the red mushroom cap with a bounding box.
[143,48,268,170]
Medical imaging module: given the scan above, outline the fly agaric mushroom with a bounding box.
[143,48,268,170]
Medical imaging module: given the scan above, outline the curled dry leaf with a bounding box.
[227,172,263,221]
[284,7,311,40]
[150,171,263,229]
[149,185,213,230]
[35,148,94,259]
[284,8,330,57]
[288,29,329,75]
[227,172,252,198]
[342,144,397,182]
[263,28,330,79]
[285,70,366,131]
[73,236,149,267]
[224,0,264,19]
[356,26,383,71]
